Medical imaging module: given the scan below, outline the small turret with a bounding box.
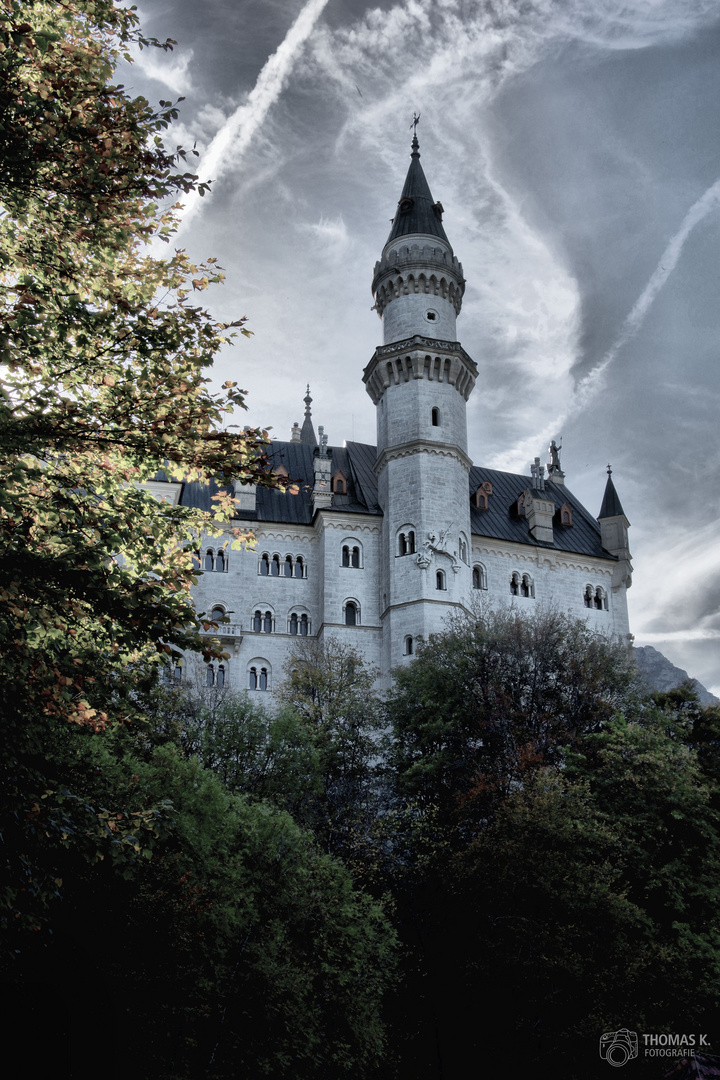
[598,466,632,591]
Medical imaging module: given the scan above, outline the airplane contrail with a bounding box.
[574,176,720,407]
[499,176,720,470]
[176,0,330,234]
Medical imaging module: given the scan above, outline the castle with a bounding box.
[154,133,632,692]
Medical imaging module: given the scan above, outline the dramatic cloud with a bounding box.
[123,0,720,689]
[175,0,331,233]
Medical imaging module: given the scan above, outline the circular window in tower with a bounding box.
[425,308,439,323]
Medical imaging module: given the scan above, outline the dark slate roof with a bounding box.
[468,466,614,561]
[179,441,380,524]
[385,141,450,246]
[177,444,615,561]
[599,472,626,519]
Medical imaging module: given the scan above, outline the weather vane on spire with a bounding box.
[410,112,421,153]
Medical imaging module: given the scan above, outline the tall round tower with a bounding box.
[363,132,478,676]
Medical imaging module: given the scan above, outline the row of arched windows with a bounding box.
[260,553,306,578]
[246,603,362,631]
[252,609,311,634]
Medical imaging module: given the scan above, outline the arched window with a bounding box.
[351,546,360,568]
[510,572,520,596]
[431,407,440,427]
[405,635,414,656]
[595,587,608,611]
[211,606,225,623]
[300,614,309,636]
[216,549,225,572]
[205,549,214,572]
[521,574,534,598]
[294,556,304,579]
[397,527,416,557]
[436,569,446,591]
[336,479,345,493]
[216,665,226,688]
[332,471,348,494]
[263,610,272,634]
[472,564,487,590]
[248,660,270,691]
[458,536,468,564]
[260,553,269,576]
[584,585,594,609]
[284,555,293,577]
[342,545,350,567]
[289,613,298,635]
[271,554,280,577]
[345,601,358,626]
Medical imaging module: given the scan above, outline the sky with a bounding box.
[122,0,720,694]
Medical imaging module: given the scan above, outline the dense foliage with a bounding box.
[378,611,720,1078]
[0,5,395,1077]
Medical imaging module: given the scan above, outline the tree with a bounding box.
[387,605,637,825]
[380,611,720,1078]
[0,1,283,934]
[4,736,397,1079]
[277,637,382,856]
[0,11,399,1074]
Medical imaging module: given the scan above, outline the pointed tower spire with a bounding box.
[385,122,449,245]
[599,465,625,519]
[370,125,466,348]
[598,465,632,595]
[300,384,317,446]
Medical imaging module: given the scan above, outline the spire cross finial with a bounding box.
[410,112,420,154]
[607,463,612,476]
[304,384,312,417]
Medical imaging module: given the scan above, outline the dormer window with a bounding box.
[398,197,414,214]
[556,502,573,527]
[472,481,493,511]
[332,470,348,495]
[432,201,444,219]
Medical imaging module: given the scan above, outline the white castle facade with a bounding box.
[159,135,632,692]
